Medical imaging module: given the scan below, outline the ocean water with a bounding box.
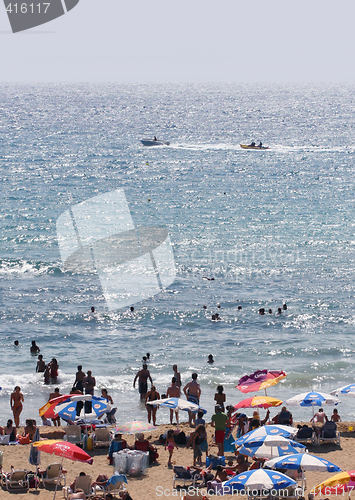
[1,82,355,426]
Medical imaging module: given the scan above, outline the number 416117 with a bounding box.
[6,3,50,14]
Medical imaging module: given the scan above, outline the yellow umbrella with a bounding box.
[312,471,355,495]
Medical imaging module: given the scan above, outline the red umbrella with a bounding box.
[39,395,72,419]
[237,370,286,394]
[33,440,93,464]
[33,440,92,500]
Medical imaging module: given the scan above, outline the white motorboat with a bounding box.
[140,138,170,146]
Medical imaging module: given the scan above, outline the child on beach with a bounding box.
[165,429,178,467]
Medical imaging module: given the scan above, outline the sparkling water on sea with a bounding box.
[1,82,355,426]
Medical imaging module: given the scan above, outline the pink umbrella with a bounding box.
[237,370,286,395]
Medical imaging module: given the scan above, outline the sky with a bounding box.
[1,0,355,82]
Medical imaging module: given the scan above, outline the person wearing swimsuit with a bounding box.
[165,429,178,467]
[145,386,160,426]
[11,386,24,427]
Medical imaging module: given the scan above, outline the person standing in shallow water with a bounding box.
[30,340,40,354]
[133,364,153,400]
[11,386,24,427]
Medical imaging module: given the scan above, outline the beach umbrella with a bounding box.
[147,397,207,429]
[234,425,297,447]
[115,421,157,434]
[285,391,340,418]
[285,391,340,407]
[238,436,306,460]
[54,395,109,422]
[32,440,92,500]
[234,396,283,409]
[29,427,40,491]
[223,469,297,494]
[39,394,72,418]
[331,384,355,397]
[237,370,287,395]
[265,453,341,490]
[313,471,355,495]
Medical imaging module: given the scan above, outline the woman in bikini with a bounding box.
[145,385,160,426]
[11,386,24,427]
[49,358,59,382]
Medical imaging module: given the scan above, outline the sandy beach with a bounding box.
[0,421,354,499]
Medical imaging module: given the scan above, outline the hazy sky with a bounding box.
[1,0,355,82]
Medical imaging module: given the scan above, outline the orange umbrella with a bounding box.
[237,370,287,394]
[234,396,283,409]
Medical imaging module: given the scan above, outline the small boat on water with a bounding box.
[141,138,170,147]
[240,144,269,150]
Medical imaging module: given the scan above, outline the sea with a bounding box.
[1,82,355,426]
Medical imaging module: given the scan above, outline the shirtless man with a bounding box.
[83,370,96,413]
[30,340,40,354]
[133,364,152,400]
[183,373,201,425]
[36,354,46,373]
[167,377,181,424]
[74,365,85,392]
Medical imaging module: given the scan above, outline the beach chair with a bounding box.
[294,426,318,446]
[64,425,84,447]
[41,463,66,489]
[93,427,111,448]
[319,421,341,446]
[2,469,29,492]
[63,474,94,498]
[172,466,202,489]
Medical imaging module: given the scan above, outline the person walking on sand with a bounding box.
[165,429,178,467]
[11,386,24,427]
[183,373,201,426]
[133,364,152,400]
[167,377,181,424]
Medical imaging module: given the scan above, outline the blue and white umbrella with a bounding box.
[238,436,306,460]
[147,397,206,430]
[285,391,340,418]
[285,391,340,407]
[223,469,297,494]
[54,395,109,422]
[265,453,341,472]
[234,425,297,447]
[331,384,355,398]
[265,452,341,490]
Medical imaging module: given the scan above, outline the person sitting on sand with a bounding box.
[108,433,128,464]
[311,408,328,423]
[17,418,36,444]
[0,419,16,441]
[331,408,341,422]
[134,432,159,463]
